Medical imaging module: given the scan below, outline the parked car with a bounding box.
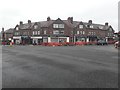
[114,41,120,48]
[97,40,108,45]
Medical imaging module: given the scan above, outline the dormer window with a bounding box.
[79,25,83,29]
[53,24,64,28]
[34,25,38,29]
[90,25,94,28]
[99,26,103,29]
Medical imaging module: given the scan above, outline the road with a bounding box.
[2,45,118,88]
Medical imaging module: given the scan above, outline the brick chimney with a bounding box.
[20,21,23,25]
[105,22,108,26]
[28,20,31,24]
[2,27,4,32]
[67,17,73,24]
[88,20,92,24]
[47,17,51,21]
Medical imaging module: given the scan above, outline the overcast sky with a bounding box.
[0,0,119,32]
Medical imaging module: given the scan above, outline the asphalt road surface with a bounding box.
[2,45,118,88]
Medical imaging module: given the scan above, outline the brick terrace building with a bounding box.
[13,17,114,44]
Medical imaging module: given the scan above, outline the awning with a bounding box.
[31,36,42,39]
[13,36,21,39]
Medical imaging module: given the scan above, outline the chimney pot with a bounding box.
[28,20,31,24]
[105,22,108,26]
[67,17,73,24]
[20,21,23,25]
[47,17,51,21]
[88,20,92,24]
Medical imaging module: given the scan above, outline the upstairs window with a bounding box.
[33,31,38,35]
[77,31,79,34]
[59,24,64,28]
[80,31,85,35]
[53,24,64,28]
[38,31,40,35]
[99,26,103,29]
[90,25,94,28]
[44,30,47,34]
[83,31,85,35]
[59,31,64,34]
[53,30,59,34]
[53,24,59,28]
[14,32,20,35]
[34,25,38,29]
[33,31,35,35]
[79,25,83,29]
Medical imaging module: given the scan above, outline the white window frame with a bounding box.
[79,25,83,29]
[99,26,103,29]
[34,25,38,29]
[77,31,79,34]
[53,24,59,28]
[80,31,82,34]
[83,31,85,35]
[38,31,40,35]
[60,30,64,34]
[59,24,64,28]
[35,31,38,35]
[90,25,94,28]
[44,30,47,34]
[33,31,35,35]
[53,24,64,28]
[53,30,59,34]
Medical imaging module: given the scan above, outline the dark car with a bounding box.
[97,40,108,45]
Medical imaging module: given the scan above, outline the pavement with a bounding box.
[2,45,118,88]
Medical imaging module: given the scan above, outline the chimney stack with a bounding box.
[20,21,23,25]
[28,20,31,24]
[2,27,4,32]
[67,17,73,24]
[105,22,108,26]
[88,20,92,24]
[47,17,51,21]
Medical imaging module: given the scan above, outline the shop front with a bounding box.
[21,36,32,45]
[13,36,21,44]
[75,36,86,42]
[31,36,42,44]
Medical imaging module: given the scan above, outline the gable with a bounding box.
[53,18,64,24]
[108,26,114,32]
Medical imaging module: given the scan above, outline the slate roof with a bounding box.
[18,23,35,29]
[15,19,112,31]
[4,28,14,33]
